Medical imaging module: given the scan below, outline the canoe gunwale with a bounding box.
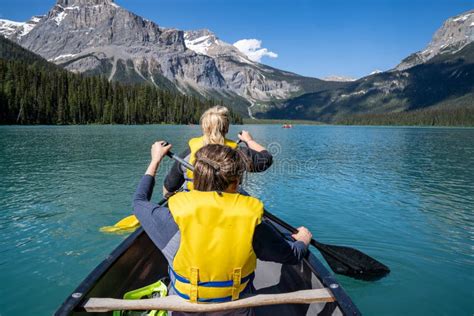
[56,217,360,316]
[55,228,145,315]
[304,249,360,316]
[264,219,361,316]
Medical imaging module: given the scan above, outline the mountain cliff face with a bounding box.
[183,29,316,102]
[396,10,474,71]
[0,0,332,116]
[17,0,225,92]
[262,10,474,122]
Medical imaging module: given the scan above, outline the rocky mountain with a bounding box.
[260,10,474,122]
[396,10,474,71]
[0,16,43,40]
[0,0,338,116]
[2,2,470,122]
[322,75,356,82]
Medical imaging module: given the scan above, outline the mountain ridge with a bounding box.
[0,0,336,117]
[254,9,474,122]
[396,10,474,71]
[262,41,474,122]
[0,4,472,122]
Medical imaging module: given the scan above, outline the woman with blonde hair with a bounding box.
[163,105,272,195]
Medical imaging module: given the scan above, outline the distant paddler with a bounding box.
[163,105,273,195]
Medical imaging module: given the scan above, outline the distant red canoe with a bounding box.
[282,124,293,128]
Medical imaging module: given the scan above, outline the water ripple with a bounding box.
[1,125,473,315]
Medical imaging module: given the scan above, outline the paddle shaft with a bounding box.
[165,149,367,273]
[165,152,322,250]
[262,210,364,271]
[83,289,334,313]
[165,150,326,248]
[166,152,194,171]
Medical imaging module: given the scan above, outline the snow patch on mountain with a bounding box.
[370,69,382,75]
[49,53,78,61]
[30,16,42,23]
[323,75,356,82]
[20,23,35,37]
[233,39,278,62]
[0,19,24,37]
[53,11,68,25]
[184,34,213,56]
[0,16,43,39]
[453,12,473,22]
[184,29,255,66]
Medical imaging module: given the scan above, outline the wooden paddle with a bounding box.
[166,148,390,280]
[103,142,390,280]
[83,289,334,313]
[100,197,168,233]
[101,139,236,232]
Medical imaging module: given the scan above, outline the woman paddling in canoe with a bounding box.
[134,141,313,315]
[163,105,272,196]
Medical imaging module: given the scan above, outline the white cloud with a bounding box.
[233,39,278,62]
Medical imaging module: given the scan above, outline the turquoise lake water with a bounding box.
[0,125,473,315]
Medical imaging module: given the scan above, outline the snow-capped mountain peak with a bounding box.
[452,11,473,22]
[396,9,474,70]
[0,16,43,40]
[0,19,24,38]
[184,29,254,62]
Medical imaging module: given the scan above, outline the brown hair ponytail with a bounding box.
[193,144,249,192]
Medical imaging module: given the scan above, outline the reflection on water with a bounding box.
[0,125,473,315]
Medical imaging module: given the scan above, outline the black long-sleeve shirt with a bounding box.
[164,147,273,193]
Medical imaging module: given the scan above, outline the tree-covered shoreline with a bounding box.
[0,36,242,125]
[1,35,472,127]
[0,59,242,125]
[335,107,474,127]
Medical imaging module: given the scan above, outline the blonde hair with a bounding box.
[200,106,230,145]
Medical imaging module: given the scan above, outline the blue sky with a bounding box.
[1,0,472,78]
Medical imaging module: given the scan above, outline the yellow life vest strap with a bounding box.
[190,267,199,303]
[169,267,255,303]
[231,268,242,301]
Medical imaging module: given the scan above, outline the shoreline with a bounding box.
[1,122,473,128]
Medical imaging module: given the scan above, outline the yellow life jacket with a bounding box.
[184,136,238,190]
[168,190,263,303]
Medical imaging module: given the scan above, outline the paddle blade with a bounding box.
[315,242,390,281]
[100,215,140,234]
